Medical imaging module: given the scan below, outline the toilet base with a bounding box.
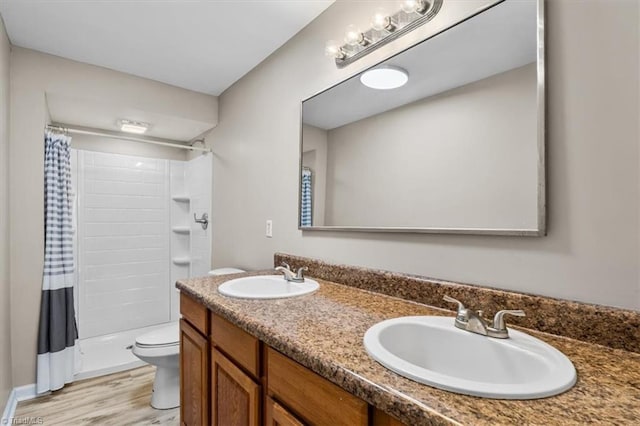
[151,366,180,409]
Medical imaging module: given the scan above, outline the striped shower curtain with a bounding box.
[300,168,312,227]
[36,131,78,393]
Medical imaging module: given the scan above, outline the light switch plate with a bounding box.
[265,220,273,238]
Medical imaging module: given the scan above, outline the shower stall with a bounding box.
[70,149,211,379]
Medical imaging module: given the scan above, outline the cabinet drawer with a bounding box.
[267,348,368,426]
[180,292,209,335]
[210,314,260,379]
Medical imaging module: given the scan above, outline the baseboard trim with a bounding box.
[14,384,37,402]
[2,384,37,423]
[1,388,17,424]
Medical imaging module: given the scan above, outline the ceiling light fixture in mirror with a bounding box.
[360,66,409,90]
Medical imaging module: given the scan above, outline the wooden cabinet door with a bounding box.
[265,397,305,426]
[180,319,209,426]
[211,347,260,426]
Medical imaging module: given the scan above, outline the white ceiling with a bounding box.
[303,0,537,130]
[0,0,334,95]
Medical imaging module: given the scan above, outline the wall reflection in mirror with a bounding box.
[300,0,544,235]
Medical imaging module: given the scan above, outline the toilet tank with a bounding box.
[172,268,245,320]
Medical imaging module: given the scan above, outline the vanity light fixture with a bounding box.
[360,66,409,90]
[325,0,442,68]
[118,119,149,134]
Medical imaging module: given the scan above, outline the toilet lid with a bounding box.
[209,267,245,276]
[135,323,179,347]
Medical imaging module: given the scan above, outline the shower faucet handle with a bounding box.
[193,212,209,230]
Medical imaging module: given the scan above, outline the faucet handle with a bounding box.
[443,295,466,312]
[280,262,291,270]
[295,266,308,280]
[443,295,470,321]
[492,309,525,331]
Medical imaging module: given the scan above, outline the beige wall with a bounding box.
[209,0,639,312]
[9,48,218,386]
[324,64,537,228]
[0,17,11,405]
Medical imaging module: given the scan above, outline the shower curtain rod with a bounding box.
[45,124,212,152]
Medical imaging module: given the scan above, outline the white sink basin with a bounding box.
[218,275,319,299]
[364,316,576,399]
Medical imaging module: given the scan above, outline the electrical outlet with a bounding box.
[265,220,273,238]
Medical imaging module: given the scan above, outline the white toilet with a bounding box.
[132,267,245,409]
[132,323,181,409]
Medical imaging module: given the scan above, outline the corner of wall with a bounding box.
[0,9,13,409]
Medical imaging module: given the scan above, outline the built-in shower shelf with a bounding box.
[172,226,191,234]
[172,257,191,266]
[172,195,190,202]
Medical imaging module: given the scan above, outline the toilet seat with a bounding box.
[135,341,179,349]
[132,324,180,367]
[135,323,179,348]
[132,342,179,360]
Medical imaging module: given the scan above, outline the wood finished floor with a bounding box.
[14,366,179,425]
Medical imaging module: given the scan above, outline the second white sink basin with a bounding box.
[218,275,319,299]
[364,316,576,399]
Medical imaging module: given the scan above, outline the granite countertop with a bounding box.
[177,271,640,425]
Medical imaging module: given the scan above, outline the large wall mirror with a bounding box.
[300,0,544,236]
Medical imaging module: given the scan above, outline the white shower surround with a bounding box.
[76,151,171,338]
[71,149,211,379]
[168,154,213,322]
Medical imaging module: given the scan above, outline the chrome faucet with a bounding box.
[275,262,308,283]
[443,295,525,339]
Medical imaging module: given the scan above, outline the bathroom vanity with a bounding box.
[178,293,387,425]
[177,254,640,425]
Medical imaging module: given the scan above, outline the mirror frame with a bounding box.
[298,0,545,236]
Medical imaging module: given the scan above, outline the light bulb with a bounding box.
[344,24,364,46]
[400,0,428,14]
[324,40,345,59]
[371,8,393,31]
